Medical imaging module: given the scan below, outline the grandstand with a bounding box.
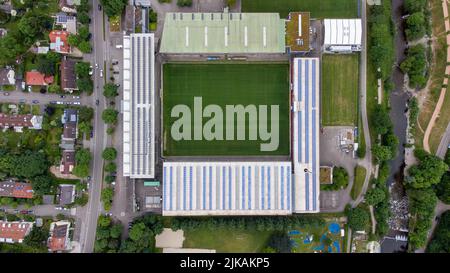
[162,161,293,216]
[323,19,362,53]
[160,9,286,54]
[292,57,320,213]
[122,33,156,179]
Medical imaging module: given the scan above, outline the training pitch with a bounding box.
[162,63,290,156]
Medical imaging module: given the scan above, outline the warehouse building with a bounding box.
[162,162,293,216]
[323,19,362,53]
[160,9,286,54]
[292,57,320,213]
[122,33,156,178]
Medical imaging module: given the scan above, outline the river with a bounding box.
[380,0,411,253]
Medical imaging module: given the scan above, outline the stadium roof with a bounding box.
[123,33,155,179]
[285,12,310,52]
[162,161,293,216]
[160,11,286,54]
[324,19,362,46]
[292,58,320,213]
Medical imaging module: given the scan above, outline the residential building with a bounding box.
[0,67,15,86]
[49,30,71,54]
[0,113,43,131]
[36,46,50,54]
[59,0,80,14]
[60,56,77,92]
[48,221,71,252]
[58,184,75,205]
[55,13,77,34]
[0,221,34,244]
[60,150,76,175]
[0,180,34,199]
[59,109,78,174]
[25,71,54,86]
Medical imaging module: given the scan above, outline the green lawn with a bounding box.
[162,63,290,156]
[183,227,273,253]
[351,165,367,200]
[321,54,360,126]
[241,0,359,18]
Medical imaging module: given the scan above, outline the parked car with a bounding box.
[50,101,57,104]
[27,85,31,92]
[21,82,25,90]
[65,101,71,105]
[3,92,9,96]
[20,210,33,214]
[113,71,119,75]
[72,96,80,99]
[32,100,39,104]
[95,99,99,106]
[90,130,94,138]
[73,101,81,105]
[98,4,102,11]
[56,101,64,105]
[19,99,26,103]
[89,65,93,75]
[100,69,103,78]
[60,95,65,99]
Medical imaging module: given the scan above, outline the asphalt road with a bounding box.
[78,0,109,253]
[352,0,373,208]
[436,122,450,159]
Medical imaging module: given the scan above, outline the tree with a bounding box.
[100,0,128,17]
[405,12,426,41]
[75,62,91,78]
[347,207,370,231]
[105,175,116,184]
[48,83,61,93]
[105,162,117,173]
[404,0,427,13]
[78,26,91,41]
[107,127,115,135]
[110,224,123,239]
[98,215,112,228]
[78,121,92,136]
[67,34,81,47]
[78,106,94,122]
[72,164,90,178]
[365,187,386,205]
[31,175,54,195]
[102,109,118,124]
[372,105,391,135]
[77,41,92,53]
[101,188,114,211]
[267,232,292,253]
[76,78,93,93]
[102,147,117,161]
[436,173,450,204]
[78,11,91,24]
[103,83,118,98]
[400,44,427,88]
[372,144,393,163]
[23,226,48,248]
[36,55,56,75]
[406,154,448,189]
[427,210,450,253]
[75,148,91,166]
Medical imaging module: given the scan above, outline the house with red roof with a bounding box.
[49,30,71,54]
[0,180,34,199]
[48,221,71,252]
[25,71,54,86]
[0,221,34,244]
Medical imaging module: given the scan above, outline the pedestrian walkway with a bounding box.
[423,0,450,153]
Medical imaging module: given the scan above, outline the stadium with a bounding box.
[123,8,361,216]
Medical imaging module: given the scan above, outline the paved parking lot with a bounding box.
[319,126,358,212]
[134,180,162,214]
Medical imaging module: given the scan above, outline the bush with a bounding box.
[321,167,349,191]
[104,162,117,173]
[177,0,192,7]
[102,147,117,161]
[347,207,370,231]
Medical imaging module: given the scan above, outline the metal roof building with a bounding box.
[160,10,286,54]
[323,19,362,52]
[292,58,320,213]
[162,161,293,216]
[123,33,156,178]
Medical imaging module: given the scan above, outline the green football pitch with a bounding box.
[162,63,290,156]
